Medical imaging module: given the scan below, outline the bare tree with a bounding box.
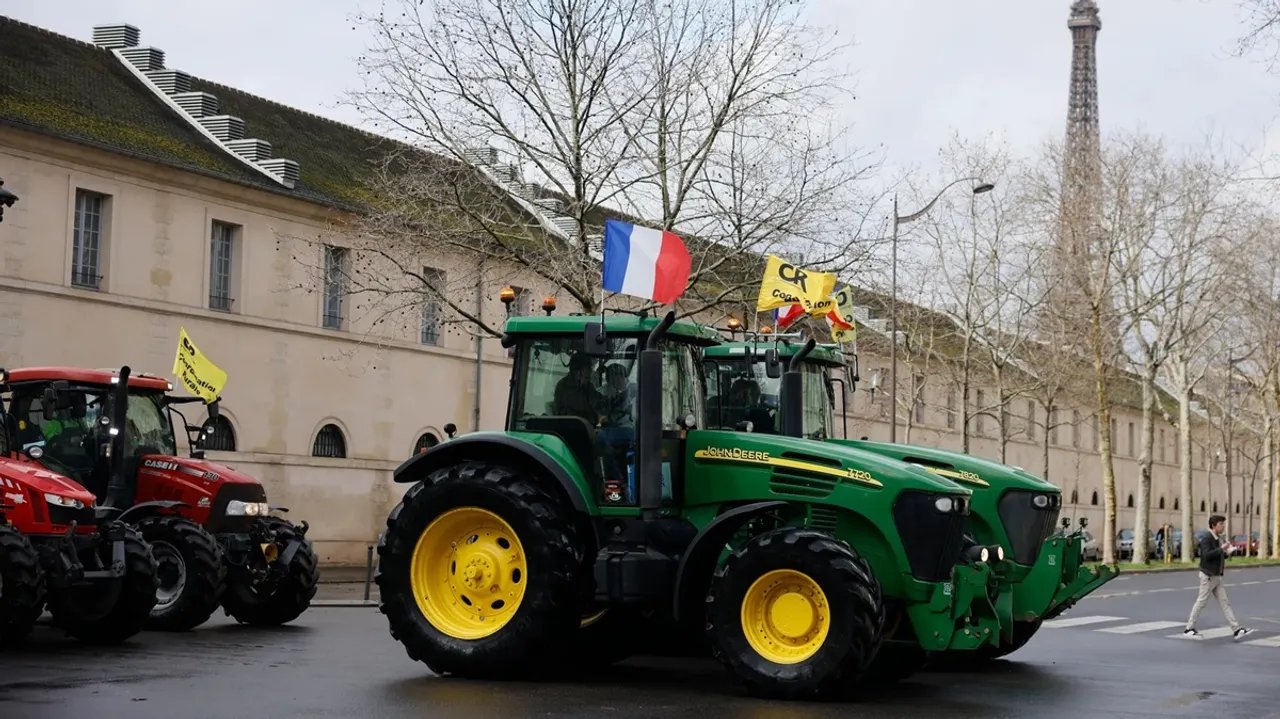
[294,0,883,347]
[1235,0,1280,71]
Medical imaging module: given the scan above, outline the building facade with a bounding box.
[0,17,1263,566]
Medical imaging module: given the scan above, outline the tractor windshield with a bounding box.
[509,334,704,433]
[705,359,833,440]
[124,390,178,457]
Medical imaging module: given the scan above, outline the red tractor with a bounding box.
[0,367,159,647]
[3,365,319,632]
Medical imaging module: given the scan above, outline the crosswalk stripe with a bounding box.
[1042,615,1126,628]
[1096,621,1185,634]
[1170,626,1235,640]
[1240,634,1280,648]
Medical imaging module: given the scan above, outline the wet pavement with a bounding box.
[3,566,1279,719]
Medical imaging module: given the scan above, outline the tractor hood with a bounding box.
[689,430,972,496]
[0,455,97,505]
[139,454,259,486]
[831,439,1059,495]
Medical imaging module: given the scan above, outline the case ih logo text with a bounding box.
[144,459,180,471]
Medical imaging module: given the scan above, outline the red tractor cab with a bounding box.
[5,366,319,632]
[0,366,160,647]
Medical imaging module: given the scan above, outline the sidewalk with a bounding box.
[313,565,380,606]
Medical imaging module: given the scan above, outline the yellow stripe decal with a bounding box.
[922,466,990,487]
[693,448,883,488]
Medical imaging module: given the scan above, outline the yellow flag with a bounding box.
[828,285,858,343]
[172,327,227,403]
[756,255,838,315]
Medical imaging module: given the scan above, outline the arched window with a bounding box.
[1070,489,1079,504]
[201,415,237,452]
[1235,503,1241,514]
[313,423,347,458]
[1257,505,1262,516]
[1200,500,1206,512]
[1127,494,1134,508]
[1174,498,1180,511]
[1158,496,1165,510]
[1213,501,1219,512]
[414,432,440,454]
[1091,491,1099,506]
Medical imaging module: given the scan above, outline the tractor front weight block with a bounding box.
[910,563,1001,652]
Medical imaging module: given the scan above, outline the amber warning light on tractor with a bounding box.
[499,287,516,304]
[542,296,556,315]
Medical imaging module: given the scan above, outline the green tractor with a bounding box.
[702,334,1118,659]
[375,312,1009,699]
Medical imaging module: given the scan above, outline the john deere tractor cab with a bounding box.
[376,311,1010,700]
[5,366,319,632]
[0,366,160,646]
[705,335,1118,658]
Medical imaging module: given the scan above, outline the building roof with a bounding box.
[0,16,405,211]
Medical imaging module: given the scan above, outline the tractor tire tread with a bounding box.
[50,525,159,645]
[376,460,584,679]
[137,515,226,632]
[706,527,885,700]
[0,524,46,648]
[222,517,320,626]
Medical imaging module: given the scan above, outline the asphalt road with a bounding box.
[3,566,1279,719]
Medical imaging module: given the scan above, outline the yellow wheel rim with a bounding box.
[409,507,527,640]
[740,569,830,664]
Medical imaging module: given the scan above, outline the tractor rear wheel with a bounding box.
[706,527,884,700]
[376,461,585,679]
[49,525,159,645]
[0,524,45,648]
[137,516,225,631]
[221,518,319,626]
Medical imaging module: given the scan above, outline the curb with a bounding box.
[312,599,379,607]
[1093,561,1280,575]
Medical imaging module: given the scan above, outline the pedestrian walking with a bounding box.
[1183,514,1254,640]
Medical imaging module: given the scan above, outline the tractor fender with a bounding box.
[393,434,589,514]
[671,500,789,624]
[116,500,190,525]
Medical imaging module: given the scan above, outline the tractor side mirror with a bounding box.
[582,322,608,357]
[207,398,220,421]
[68,390,86,419]
[764,349,782,378]
[41,386,56,420]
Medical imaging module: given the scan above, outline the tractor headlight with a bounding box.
[934,496,954,513]
[992,544,1005,562]
[226,500,270,517]
[964,544,989,563]
[1032,494,1051,509]
[44,493,84,510]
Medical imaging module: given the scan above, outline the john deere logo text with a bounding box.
[699,446,770,462]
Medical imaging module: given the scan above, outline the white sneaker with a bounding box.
[1183,628,1204,639]
[1233,627,1254,641]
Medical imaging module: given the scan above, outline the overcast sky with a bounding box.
[5,0,1280,190]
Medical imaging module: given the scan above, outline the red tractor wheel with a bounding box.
[221,517,319,626]
[48,524,159,645]
[136,516,226,632]
[0,524,45,648]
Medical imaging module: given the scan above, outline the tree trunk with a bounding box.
[1178,382,1194,562]
[1225,430,1234,537]
[1091,313,1119,566]
[1134,371,1156,564]
[960,372,971,454]
[1042,425,1051,484]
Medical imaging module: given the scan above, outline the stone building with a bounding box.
[0,16,1265,565]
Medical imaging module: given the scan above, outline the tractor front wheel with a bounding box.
[706,527,885,700]
[376,461,585,679]
[137,516,225,631]
[221,518,320,626]
[0,524,45,648]
[49,525,159,645]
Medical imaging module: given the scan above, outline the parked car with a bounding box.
[1081,530,1102,562]
[1230,534,1259,557]
[1117,528,1155,560]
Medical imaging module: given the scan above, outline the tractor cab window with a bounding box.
[6,385,107,483]
[124,391,178,457]
[705,359,779,433]
[801,365,833,441]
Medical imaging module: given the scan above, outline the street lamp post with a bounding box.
[888,178,995,443]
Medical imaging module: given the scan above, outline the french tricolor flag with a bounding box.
[774,304,805,329]
[602,219,691,304]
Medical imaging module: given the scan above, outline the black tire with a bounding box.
[376,461,586,679]
[0,525,45,648]
[49,524,159,645]
[706,527,885,700]
[222,517,320,626]
[976,619,1042,660]
[136,516,225,632]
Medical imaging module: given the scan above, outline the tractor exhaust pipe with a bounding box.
[638,311,675,520]
[104,365,131,510]
[779,339,815,438]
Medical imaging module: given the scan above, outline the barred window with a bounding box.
[210,221,236,311]
[323,246,348,329]
[420,266,446,345]
[312,423,347,458]
[202,415,236,451]
[72,189,106,289]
